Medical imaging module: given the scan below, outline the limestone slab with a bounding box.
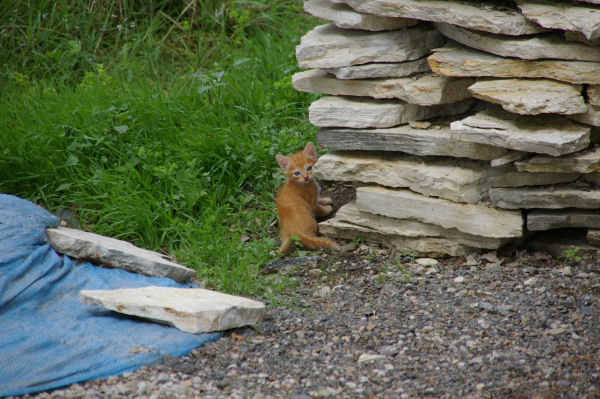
[330,202,509,250]
[490,151,528,168]
[309,96,472,128]
[428,45,600,85]
[315,152,488,203]
[293,69,473,105]
[570,104,600,127]
[80,287,265,333]
[490,186,600,209]
[319,218,476,257]
[304,0,417,31]
[527,209,600,231]
[468,78,586,115]
[323,58,430,80]
[515,146,600,173]
[516,0,600,40]
[356,186,523,238]
[296,23,444,69]
[47,227,195,283]
[489,164,579,188]
[588,86,600,107]
[450,108,591,156]
[316,125,508,160]
[435,22,600,62]
[564,30,600,46]
[338,0,544,35]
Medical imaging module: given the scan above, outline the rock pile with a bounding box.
[293,0,600,256]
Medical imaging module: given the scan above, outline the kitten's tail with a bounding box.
[296,232,341,253]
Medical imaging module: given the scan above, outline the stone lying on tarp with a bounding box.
[428,45,600,85]
[47,227,195,283]
[81,286,265,334]
[304,0,417,31]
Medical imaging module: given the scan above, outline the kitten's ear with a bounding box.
[276,154,291,171]
[304,142,317,161]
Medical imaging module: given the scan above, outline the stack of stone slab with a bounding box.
[293,0,600,256]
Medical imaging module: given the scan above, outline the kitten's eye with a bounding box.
[293,171,301,176]
[306,166,313,172]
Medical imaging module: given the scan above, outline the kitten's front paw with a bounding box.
[318,197,333,206]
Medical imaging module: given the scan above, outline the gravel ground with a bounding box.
[17,244,600,399]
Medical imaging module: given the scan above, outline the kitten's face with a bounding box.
[276,142,318,185]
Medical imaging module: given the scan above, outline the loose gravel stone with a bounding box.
[16,245,600,399]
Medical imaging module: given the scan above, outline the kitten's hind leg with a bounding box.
[318,197,333,206]
[279,237,293,255]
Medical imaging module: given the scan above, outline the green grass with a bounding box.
[0,0,320,297]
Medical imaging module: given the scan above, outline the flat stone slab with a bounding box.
[80,287,265,333]
[468,78,586,115]
[527,209,600,231]
[315,152,488,203]
[293,69,473,105]
[516,0,600,40]
[339,0,544,35]
[47,227,195,283]
[304,0,417,31]
[428,45,600,85]
[435,22,600,62]
[570,104,600,127]
[330,202,509,250]
[356,186,523,238]
[490,185,600,209]
[309,96,472,128]
[323,58,430,80]
[296,23,444,69]
[319,216,476,257]
[450,108,591,156]
[515,146,600,173]
[588,86,600,107]
[489,164,579,188]
[316,125,509,160]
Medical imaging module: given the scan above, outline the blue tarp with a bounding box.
[0,194,221,396]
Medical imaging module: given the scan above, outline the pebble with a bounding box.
[415,258,439,267]
[454,276,465,283]
[524,277,538,286]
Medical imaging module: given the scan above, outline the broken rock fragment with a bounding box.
[81,287,266,333]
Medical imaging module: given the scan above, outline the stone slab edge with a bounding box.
[47,227,195,283]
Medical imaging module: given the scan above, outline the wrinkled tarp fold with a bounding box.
[0,194,220,396]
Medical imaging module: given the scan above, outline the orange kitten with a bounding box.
[275,142,341,255]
